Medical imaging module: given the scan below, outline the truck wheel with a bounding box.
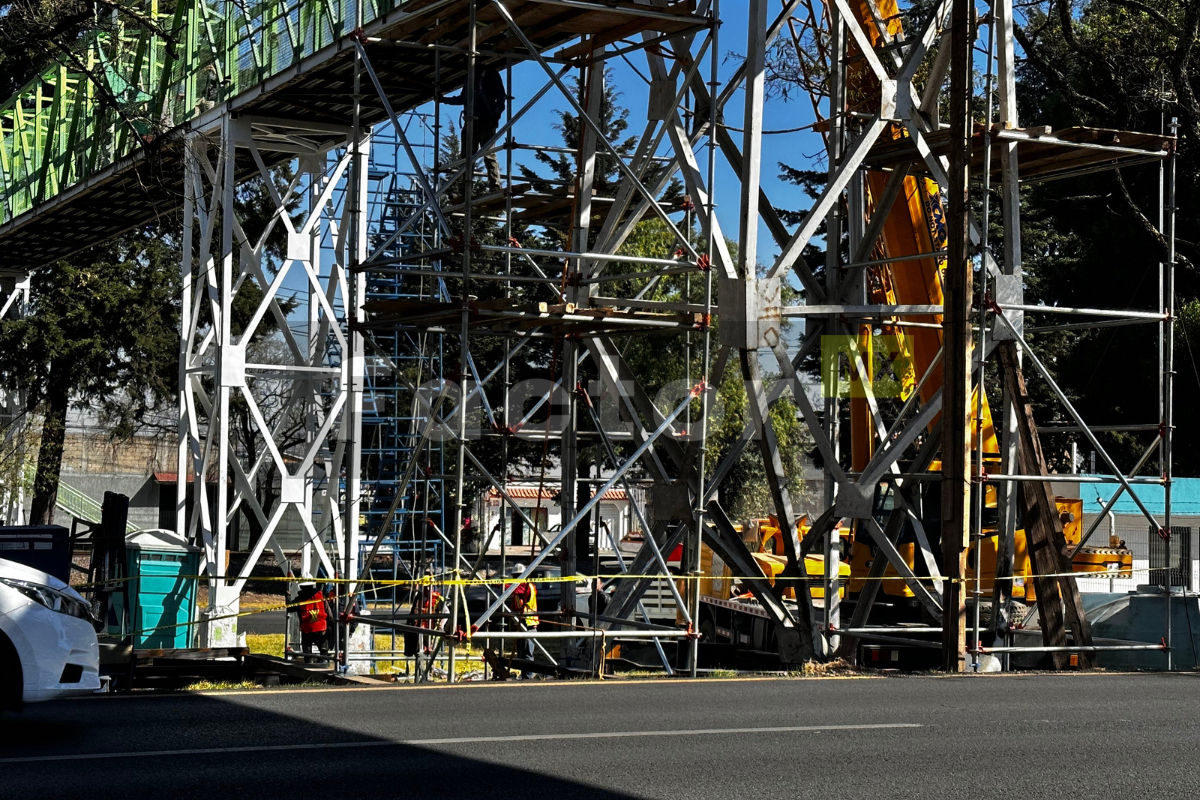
[0,631,22,714]
[699,617,717,643]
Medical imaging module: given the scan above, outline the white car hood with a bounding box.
[0,557,85,601]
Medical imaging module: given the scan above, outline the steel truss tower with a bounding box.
[178,115,369,645]
[780,0,1176,669]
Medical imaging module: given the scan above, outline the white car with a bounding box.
[0,558,101,712]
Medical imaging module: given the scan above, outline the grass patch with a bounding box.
[704,668,740,678]
[246,633,285,658]
[606,668,740,679]
[372,633,404,674]
[365,636,494,681]
[185,680,261,691]
[791,658,856,678]
[242,631,492,681]
[245,632,411,673]
[197,588,287,612]
[240,593,287,611]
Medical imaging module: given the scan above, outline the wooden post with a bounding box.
[997,341,1096,668]
[940,0,972,672]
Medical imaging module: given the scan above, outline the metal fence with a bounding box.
[1074,516,1200,594]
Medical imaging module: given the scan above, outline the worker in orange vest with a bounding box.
[509,563,538,666]
[291,581,331,663]
[405,584,444,657]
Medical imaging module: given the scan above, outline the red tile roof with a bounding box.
[486,486,628,501]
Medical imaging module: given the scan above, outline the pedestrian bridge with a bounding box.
[0,0,705,268]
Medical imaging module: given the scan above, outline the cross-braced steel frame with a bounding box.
[771,0,1178,670]
[178,113,369,646]
[352,0,730,678]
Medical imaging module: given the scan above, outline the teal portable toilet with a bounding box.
[112,529,201,649]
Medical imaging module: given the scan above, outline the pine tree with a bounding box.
[0,225,181,524]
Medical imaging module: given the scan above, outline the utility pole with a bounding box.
[941,0,972,672]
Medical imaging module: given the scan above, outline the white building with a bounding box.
[474,483,642,555]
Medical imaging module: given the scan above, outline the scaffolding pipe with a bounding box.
[470,630,692,640]
[979,644,1166,654]
[473,385,703,627]
[447,0,478,683]
[1163,116,1178,668]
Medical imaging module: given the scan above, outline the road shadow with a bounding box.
[0,691,645,800]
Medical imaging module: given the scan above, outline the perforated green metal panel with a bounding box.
[0,0,393,225]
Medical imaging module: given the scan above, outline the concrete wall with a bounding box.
[59,470,162,529]
[49,429,313,552]
[53,431,174,530]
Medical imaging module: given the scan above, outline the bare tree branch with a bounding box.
[1113,167,1199,271]
[1055,0,1126,116]
[45,37,151,145]
[1102,0,1175,29]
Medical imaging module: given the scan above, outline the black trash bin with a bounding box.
[0,525,71,581]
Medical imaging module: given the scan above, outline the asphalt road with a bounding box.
[3,672,1199,799]
[237,609,287,635]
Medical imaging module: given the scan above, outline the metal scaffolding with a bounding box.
[0,0,1181,675]
[780,0,1177,670]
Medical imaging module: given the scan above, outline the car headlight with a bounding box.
[0,577,93,622]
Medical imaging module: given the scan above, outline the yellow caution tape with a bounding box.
[77,564,1152,592]
[79,565,1159,638]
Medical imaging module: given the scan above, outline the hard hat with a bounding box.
[299,581,316,588]
[511,563,526,576]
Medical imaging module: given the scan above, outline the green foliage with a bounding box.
[0,159,298,524]
[516,64,638,199]
[0,224,180,431]
[1176,299,1200,412]
[0,0,94,97]
[614,219,817,519]
[706,359,820,520]
[515,64,682,250]
[1012,0,1199,474]
[0,222,181,521]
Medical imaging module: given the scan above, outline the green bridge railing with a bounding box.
[0,0,402,226]
[56,480,140,532]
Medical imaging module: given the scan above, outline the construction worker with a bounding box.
[291,581,331,663]
[509,563,538,666]
[440,65,512,196]
[588,577,610,622]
